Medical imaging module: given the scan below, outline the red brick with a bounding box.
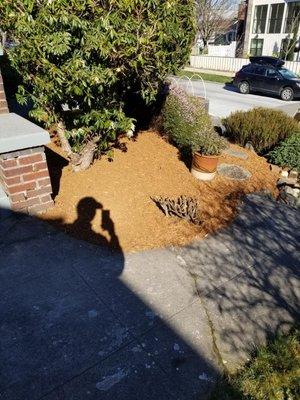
[10,193,26,202]
[2,165,33,178]
[23,170,49,182]
[5,176,21,186]
[28,201,54,214]
[33,161,47,172]
[41,194,52,203]
[12,197,40,210]
[38,177,51,188]
[19,153,43,165]
[0,158,18,168]
[7,181,36,194]
[26,186,52,198]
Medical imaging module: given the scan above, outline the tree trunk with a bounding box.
[55,121,99,172]
[71,138,98,172]
[56,121,73,156]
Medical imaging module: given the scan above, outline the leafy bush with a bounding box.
[0,0,195,168]
[222,108,300,154]
[162,85,227,155]
[211,329,300,400]
[268,133,300,171]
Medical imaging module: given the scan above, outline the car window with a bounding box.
[266,68,278,78]
[253,66,266,76]
[278,68,298,79]
[243,65,254,73]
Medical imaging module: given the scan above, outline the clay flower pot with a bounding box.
[191,152,219,181]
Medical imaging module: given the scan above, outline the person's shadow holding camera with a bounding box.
[63,197,121,252]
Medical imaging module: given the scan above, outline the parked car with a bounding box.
[233,56,300,101]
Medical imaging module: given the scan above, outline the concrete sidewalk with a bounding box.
[0,194,299,399]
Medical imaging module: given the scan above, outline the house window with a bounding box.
[250,38,264,56]
[285,1,300,33]
[268,3,285,33]
[252,5,268,33]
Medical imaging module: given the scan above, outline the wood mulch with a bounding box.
[41,131,279,253]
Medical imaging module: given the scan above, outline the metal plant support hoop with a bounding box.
[169,74,207,100]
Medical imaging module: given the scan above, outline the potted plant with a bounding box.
[190,130,227,181]
[162,84,227,181]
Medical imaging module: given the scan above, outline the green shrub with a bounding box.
[162,85,227,155]
[268,133,300,171]
[222,108,300,154]
[0,0,195,165]
[210,329,300,400]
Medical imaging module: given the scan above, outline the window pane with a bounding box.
[250,39,264,56]
[266,68,277,78]
[268,3,284,33]
[285,1,300,33]
[253,5,268,33]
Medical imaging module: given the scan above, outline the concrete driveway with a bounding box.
[0,194,299,399]
[177,79,300,119]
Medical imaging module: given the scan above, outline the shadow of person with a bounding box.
[0,200,218,400]
[52,197,121,251]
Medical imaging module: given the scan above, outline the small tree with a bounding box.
[0,0,195,170]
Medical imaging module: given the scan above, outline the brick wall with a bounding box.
[0,146,54,214]
[0,72,9,114]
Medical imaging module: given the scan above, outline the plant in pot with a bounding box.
[190,130,228,181]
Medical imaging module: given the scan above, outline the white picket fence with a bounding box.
[190,55,300,75]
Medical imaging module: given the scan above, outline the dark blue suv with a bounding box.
[233,57,300,101]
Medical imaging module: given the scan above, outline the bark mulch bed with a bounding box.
[41,131,278,253]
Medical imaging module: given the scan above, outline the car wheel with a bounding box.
[238,81,250,94]
[280,87,294,101]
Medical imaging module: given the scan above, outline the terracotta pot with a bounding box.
[192,152,219,173]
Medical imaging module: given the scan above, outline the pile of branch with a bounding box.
[152,195,201,225]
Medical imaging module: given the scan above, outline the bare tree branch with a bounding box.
[195,0,236,49]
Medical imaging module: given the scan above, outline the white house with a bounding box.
[244,0,300,60]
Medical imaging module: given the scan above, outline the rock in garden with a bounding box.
[217,164,251,180]
[281,170,289,178]
[269,164,282,173]
[245,142,256,153]
[223,148,248,160]
[289,170,298,179]
[277,177,298,187]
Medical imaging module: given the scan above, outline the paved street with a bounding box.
[177,79,300,119]
[0,194,299,399]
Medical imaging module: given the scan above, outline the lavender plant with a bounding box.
[162,84,227,155]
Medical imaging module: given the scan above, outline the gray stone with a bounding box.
[285,186,296,196]
[217,163,251,180]
[277,177,298,187]
[289,170,299,179]
[269,164,282,173]
[244,142,256,153]
[223,148,248,160]
[0,113,50,153]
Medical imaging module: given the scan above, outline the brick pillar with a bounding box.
[0,71,9,114]
[0,146,54,214]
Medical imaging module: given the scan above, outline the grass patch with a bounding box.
[177,69,232,84]
[210,328,300,400]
